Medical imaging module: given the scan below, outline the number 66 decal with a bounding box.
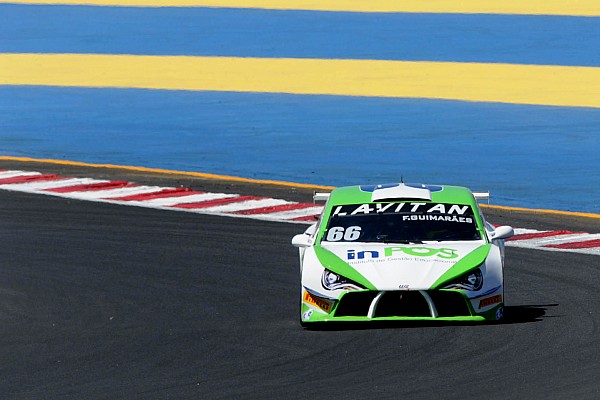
[326,226,362,241]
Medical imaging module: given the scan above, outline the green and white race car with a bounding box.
[292,183,513,326]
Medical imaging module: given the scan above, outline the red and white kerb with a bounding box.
[0,169,597,255]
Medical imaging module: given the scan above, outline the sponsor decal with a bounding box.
[347,246,459,260]
[479,295,503,309]
[332,202,470,217]
[303,291,334,313]
[402,215,473,223]
[385,246,458,259]
[496,307,504,320]
[302,309,313,321]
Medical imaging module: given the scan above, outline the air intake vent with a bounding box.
[333,290,471,318]
[334,291,378,317]
[373,291,430,317]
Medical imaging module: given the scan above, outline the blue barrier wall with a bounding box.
[0,4,598,212]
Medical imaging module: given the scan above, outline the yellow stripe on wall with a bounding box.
[3,0,600,16]
[2,53,600,108]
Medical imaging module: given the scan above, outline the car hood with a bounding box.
[316,241,490,291]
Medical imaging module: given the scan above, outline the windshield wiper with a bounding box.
[397,240,424,244]
[431,233,475,242]
[375,235,423,244]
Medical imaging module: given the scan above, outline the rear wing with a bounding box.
[473,192,490,204]
[314,191,491,203]
[313,192,330,202]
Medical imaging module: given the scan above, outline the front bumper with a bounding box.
[301,289,503,323]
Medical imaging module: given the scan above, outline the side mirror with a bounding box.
[491,225,514,240]
[292,234,313,248]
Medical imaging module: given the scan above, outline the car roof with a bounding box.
[327,183,477,207]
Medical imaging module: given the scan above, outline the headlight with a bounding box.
[321,269,364,291]
[443,268,483,291]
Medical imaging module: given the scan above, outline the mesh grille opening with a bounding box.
[333,290,471,318]
[373,291,431,317]
[334,291,377,317]
[428,291,471,317]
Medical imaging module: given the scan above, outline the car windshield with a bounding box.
[322,202,481,243]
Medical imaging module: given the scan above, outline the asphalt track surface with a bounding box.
[1,166,599,399]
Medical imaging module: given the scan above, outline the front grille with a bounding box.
[334,291,378,316]
[428,291,471,317]
[374,291,431,317]
[334,290,471,318]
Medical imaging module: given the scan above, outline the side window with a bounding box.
[474,201,494,238]
[312,201,329,240]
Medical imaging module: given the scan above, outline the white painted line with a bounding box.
[42,181,117,193]
[0,170,41,179]
[258,206,324,220]
[70,185,167,199]
[512,228,548,236]
[506,241,600,256]
[140,192,239,206]
[569,247,600,255]
[190,198,290,213]
[1,178,107,191]
[507,233,600,248]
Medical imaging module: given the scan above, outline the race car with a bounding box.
[292,183,513,326]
